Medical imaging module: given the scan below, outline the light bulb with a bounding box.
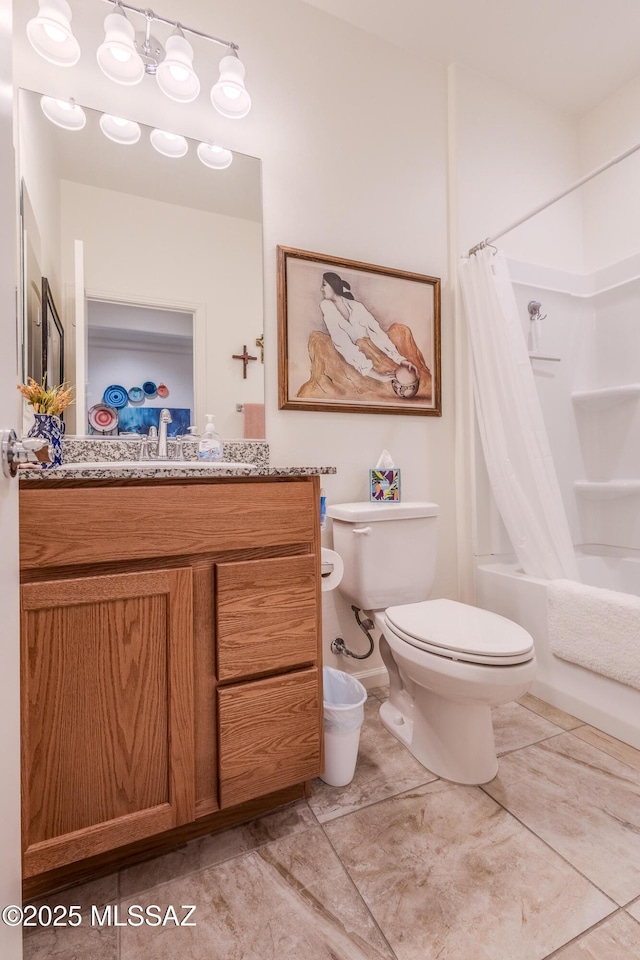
[110,46,132,64]
[169,64,190,82]
[222,85,241,101]
[42,22,67,43]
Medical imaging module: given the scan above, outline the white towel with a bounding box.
[548,579,640,690]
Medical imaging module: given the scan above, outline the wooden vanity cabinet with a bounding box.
[20,568,195,878]
[19,476,323,890]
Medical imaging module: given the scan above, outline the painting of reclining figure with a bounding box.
[277,246,441,416]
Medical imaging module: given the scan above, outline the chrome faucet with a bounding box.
[157,409,172,459]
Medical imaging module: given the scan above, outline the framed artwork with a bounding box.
[277,246,441,416]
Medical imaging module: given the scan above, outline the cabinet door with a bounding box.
[216,554,318,681]
[21,568,194,877]
[218,667,321,808]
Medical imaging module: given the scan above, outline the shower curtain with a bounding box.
[459,246,579,581]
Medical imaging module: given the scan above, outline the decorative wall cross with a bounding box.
[232,345,258,378]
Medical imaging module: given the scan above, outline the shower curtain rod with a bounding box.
[467,137,640,257]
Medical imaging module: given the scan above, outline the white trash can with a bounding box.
[320,666,367,787]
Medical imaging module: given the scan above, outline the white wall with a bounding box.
[453,65,583,270]
[581,76,640,272]
[59,180,263,439]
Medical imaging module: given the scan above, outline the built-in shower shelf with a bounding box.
[571,383,640,410]
[575,480,640,500]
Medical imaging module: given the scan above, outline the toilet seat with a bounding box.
[384,598,534,666]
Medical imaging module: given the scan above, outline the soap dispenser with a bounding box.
[198,415,223,462]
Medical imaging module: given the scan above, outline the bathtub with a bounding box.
[476,548,640,750]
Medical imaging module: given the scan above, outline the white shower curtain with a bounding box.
[458,247,579,581]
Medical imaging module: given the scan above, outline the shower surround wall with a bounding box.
[505,258,640,557]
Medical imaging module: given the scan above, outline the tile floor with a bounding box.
[23,689,640,960]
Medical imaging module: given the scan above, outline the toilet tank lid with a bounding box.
[326,501,439,522]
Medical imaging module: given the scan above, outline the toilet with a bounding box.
[326,501,536,785]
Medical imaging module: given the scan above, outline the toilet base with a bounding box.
[379,693,499,785]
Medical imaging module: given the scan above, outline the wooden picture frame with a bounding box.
[277,246,441,416]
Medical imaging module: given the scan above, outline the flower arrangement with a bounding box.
[17,376,74,416]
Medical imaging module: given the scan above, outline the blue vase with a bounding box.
[28,413,65,469]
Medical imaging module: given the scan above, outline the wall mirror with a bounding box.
[17,88,265,438]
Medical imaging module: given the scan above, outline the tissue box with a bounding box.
[370,469,401,502]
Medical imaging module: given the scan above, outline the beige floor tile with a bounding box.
[551,911,640,959]
[628,899,640,922]
[308,699,437,823]
[367,685,389,701]
[571,726,640,774]
[22,875,118,960]
[518,693,583,730]
[324,780,613,960]
[492,700,565,754]
[484,732,640,904]
[120,799,317,898]
[119,826,396,960]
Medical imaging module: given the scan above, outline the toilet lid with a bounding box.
[384,599,534,665]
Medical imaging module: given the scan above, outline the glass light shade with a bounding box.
[150,129,189,159]
[99,113,141,145]
[96,11,144,85]
[156,33,200,102]
[40,96,86,130]
[26,0,80,67]
[210,55,251,119]
[197,142,233,170]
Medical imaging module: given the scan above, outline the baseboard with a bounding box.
[351,665,388,690]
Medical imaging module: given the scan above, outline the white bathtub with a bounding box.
[476,548,640,749]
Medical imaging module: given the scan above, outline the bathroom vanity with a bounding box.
[18,469,327,897]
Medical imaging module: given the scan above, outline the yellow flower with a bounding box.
[17,377,74,416]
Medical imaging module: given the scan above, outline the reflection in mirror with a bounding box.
[42,277,64,392]
[17,88,265,438]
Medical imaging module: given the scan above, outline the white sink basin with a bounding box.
[59,460,257,472]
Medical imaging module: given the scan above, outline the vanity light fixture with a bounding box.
[197,142,233,170]
[149,128,189,159]
[99,113,141,144]
[27,0,252,119]
[96,2,145,85]
[156,27,200,102]
[210,54,251,119]
[40,95,87,130]
[26,0,81,67]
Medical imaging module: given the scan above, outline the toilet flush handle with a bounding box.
[352,526,372,535]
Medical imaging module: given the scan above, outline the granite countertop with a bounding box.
[18,437,336,481]
[19,464,337,481]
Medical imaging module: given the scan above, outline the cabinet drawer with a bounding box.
[216,555,318,681]
[20,480,317,570]
[218,667,321,808]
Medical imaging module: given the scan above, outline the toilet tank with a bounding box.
[326,501,439,611]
